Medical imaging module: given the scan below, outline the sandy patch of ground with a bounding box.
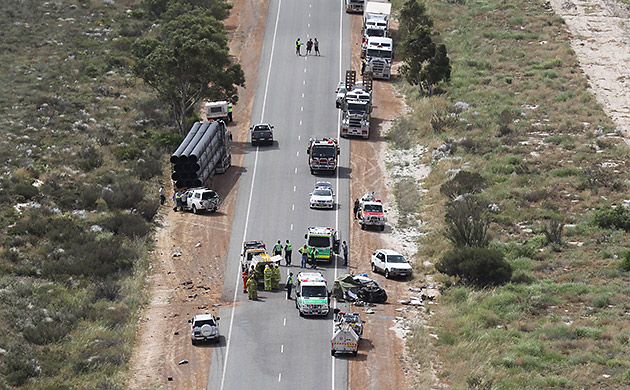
[549,0,630,135]
[126,0,269,388]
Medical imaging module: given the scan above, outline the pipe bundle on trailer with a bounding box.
[170,121,230,189]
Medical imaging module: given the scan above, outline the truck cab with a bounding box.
[295,272,330,316]
[345,0,365,13]
[304,226,340,262]
[240,240,268,272]
[307,138,339,174]
[363,37,393,80]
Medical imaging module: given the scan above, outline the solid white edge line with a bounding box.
[219,0,283,389]
[332,0,344,389]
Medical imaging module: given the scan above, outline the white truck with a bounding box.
[340,70,373,138]
[363,36,393,80]
[205,101,229,122]
[362,1,391,39]
[345,0,365,13]
[295,272,330,316]
[331,309,362,356]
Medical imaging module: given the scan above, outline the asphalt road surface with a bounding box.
[206,0,352,389]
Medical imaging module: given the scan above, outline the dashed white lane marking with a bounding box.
[295,167,298,174]
[284,318,287,326]
[303,80,305,85]
[293,185,296,192]
[297,151,300,157]
[279,373,282,382]
[301,106,304,111]
[292,204,295,211]
[290,224,294,231]
[308,23,310,27]
[281,345,284,354]
[299,120,302,126]
[298,135,301,140]
[302,93,304,98]
[304,68,307,73]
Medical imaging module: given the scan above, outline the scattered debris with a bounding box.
[178,359,188,365]
[172,251,182,257]
[182,280,193,286]
[195,242,202,248]
[364,307,374,314]
[174,331,179,335]
[168,377,173,381]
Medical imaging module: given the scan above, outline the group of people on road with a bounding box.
[270,240,293,266]
[296,37,320,56]
[172,189,188,211]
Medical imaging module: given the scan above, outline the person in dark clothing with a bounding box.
[314,38,320,55]
[286,272,294,299]
[306,39,313,55]
[353,198,360,219]
[342,241,348,266]
[309,248,318,269]
[284,240,292,266]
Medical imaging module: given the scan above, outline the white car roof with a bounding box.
[193,313,217,321]
[376,249,403,256]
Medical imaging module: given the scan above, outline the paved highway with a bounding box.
[207,0,352,389]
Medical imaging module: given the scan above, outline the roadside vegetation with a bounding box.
[0,0,239,388]
[390,0,630,388]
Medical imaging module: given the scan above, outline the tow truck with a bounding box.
[340,70,372,138]
[307,138,340,174]
[304,226,341,263]
[357,192,386,231]
[240,240,268,272]
[295,272,330,316]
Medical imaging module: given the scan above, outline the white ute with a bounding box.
[189,313,220,344]
[371,249,413,278]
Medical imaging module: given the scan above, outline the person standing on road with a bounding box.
[296,38,302,56]
[353,198,360,219]
[309,248,318,269]
[227,103,233,123]
[314,38,320,56]
[247,274,258,300]
[299,245,308,268]
[273,240,283,257]
[306,38,313,55]
[286,272,294,299]
[284,240,292,266]
[180,190,188,211]
[264,264,272,291]
[174,191,182,212]
[241,269,249,293]
[342,241,349,266]
[272,264,281,290]
[159,186,166,205]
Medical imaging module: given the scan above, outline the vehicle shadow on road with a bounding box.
[210,165,247,200]
[193,335,226,348]
[337,165,352,180]
[333,338,373,362]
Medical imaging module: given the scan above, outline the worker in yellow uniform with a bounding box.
[272,264,281,290]
[227,103,233,123]
[247,273,258,300]
[264,264,272,291]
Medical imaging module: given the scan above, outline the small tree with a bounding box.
[440,170,486,199]
[436,247,512,287]
[444,196,490,248]
[419,43,451,95]
[133,8,245,133]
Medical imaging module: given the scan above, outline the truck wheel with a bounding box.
[192,205,198,214]
[331,350,335,357]
[380,225,385,231]
[191,339,198,346]
[299,311,304,317]
[352,351,358,357]
[360,222,365,230]
[385,269,390,279]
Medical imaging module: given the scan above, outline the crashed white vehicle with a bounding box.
[189,313,220,345]
[335,82,347,109]
[309,181,335,209]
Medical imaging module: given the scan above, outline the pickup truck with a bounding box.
[250,123,274,146]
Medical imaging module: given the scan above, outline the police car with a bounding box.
[309,181,335,209]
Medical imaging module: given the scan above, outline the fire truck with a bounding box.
[357,192,386,231]
[307,138,340,174]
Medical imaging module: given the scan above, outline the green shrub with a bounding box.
[387,116,416,149]
[573,327,602,340]
[136,198,160,221]
[1,345,40,386]
[76,145,104,172]
[113,145,142,161]
[444,196,490,248]
[78,184,102,210]
[102,179,145,210]
[621,251,630,272]
[436,247,513,287]
[394,176,421,216]
[13,181,40,202]
[594,204,630,232]
[510,269,535,284]
[591,294,610,309]
[102,212,151,238]
[440,170,486,199]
